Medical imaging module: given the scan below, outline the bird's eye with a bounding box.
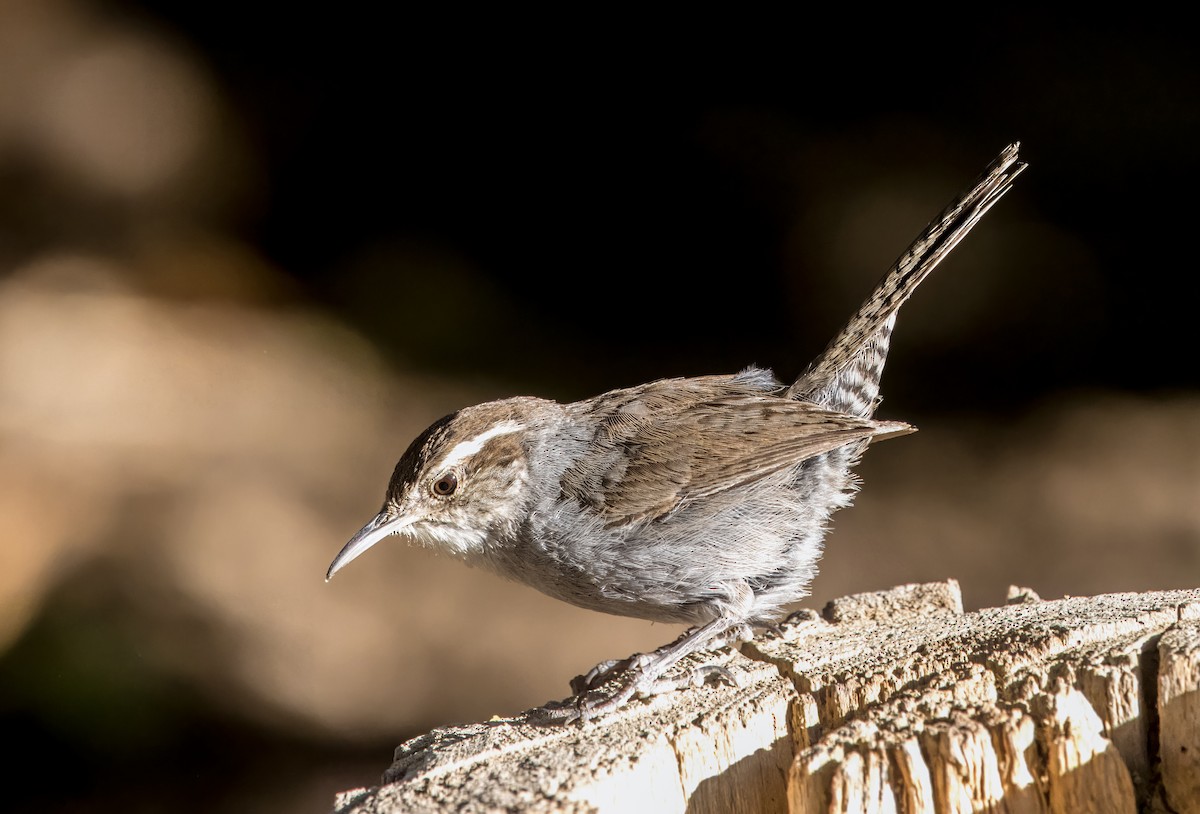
[431,472,458,497]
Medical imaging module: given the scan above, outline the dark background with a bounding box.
[70,7,1200,405]
[1,6,1196,813]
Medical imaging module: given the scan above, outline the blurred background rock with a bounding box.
[0,3,1196,812]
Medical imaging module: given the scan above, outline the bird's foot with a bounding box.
[529,620,747,725]
[531,658,737,725]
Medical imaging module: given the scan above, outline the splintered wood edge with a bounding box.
[1159,620,1200,813]
[331,584,1200,814]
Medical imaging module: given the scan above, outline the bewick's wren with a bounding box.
[327,144,1026,722]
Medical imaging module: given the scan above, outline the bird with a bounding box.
[326,143,1026,722]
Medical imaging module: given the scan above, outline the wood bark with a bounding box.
[330,582,1200,813]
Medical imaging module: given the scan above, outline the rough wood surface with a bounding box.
[330,582,1200,814]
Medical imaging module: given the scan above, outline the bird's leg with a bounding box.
[576,616,749,720]
[532,615,751,724]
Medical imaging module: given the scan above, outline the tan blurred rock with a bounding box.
[0,0,252,211]
[0,452,116,648]
[0,251,667,738]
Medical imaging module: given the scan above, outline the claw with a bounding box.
[570,656,632,695]
[525,698,583,726]
[693,664,738,688]
[761,622,787,639]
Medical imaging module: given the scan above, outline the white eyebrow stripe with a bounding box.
[436,421,523,471]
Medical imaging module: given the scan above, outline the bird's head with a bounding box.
[326,399,545,580]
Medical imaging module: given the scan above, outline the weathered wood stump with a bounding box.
[331,582,1200,813]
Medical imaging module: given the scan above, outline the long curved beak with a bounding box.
[326,510,413,581]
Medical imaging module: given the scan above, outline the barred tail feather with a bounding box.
[788,143,1027,416]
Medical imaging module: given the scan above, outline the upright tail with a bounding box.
[787,143,1027,417]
